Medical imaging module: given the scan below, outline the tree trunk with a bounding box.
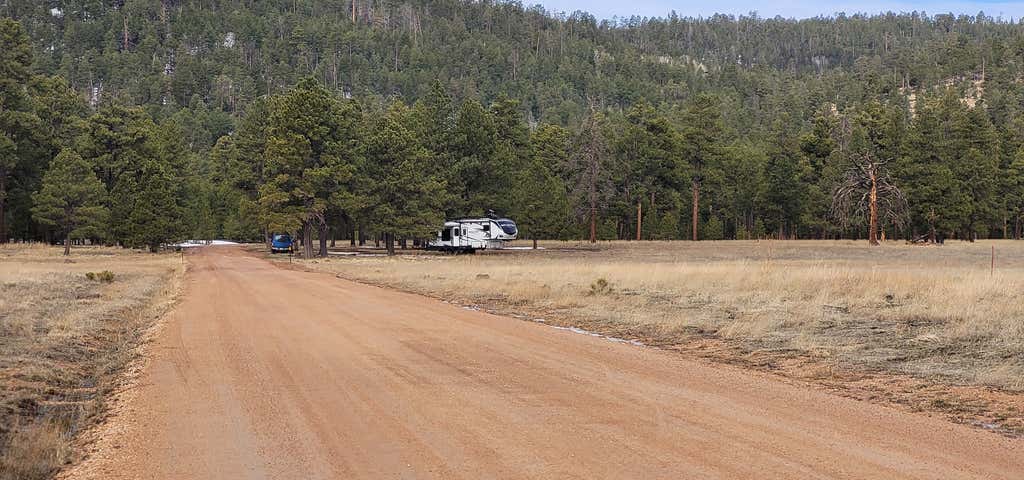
[122,17,129,50]
[532,237,538,249]
[64,229,71,256]
[691,178,700,241]
[318,222,328,257]
[303,221,314,258]
[636,201,642,241]
[0,174,6,244]
[589,205,597,243]
[264,227,271,249]
[385,232,395,256]
[868,167,879,246]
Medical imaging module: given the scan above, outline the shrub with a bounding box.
[588,277,614,296]
[84,271,115,283]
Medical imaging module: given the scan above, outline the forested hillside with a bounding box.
[4,1,1024,251]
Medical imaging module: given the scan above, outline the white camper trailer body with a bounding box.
[428,217,518,253]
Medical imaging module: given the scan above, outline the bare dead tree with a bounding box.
[831,152,908,245]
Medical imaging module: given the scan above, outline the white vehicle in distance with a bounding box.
[427,213,517,253]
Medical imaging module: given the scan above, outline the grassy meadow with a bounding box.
[0,244,183,480]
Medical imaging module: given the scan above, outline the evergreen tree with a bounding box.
[799,111,839,238]
[680,94,722,241]
[31,149,108,255]
[568,105,614,243]
[1007,148,1024,239]
[360,103,447,255]
[764,123,811,239]
[900,92,974,241]
[616,102,682,240]
[78,106,187,250]
[513,123,571,248]
[224,98,272,244]
[451,98,499,215]
[411,80,459,216]
[260,78,360,258]
[114,160,185,252]
[953,104,1001,239]
[78,105,158,193]
[713,144,769,239]
[0,18,41,243]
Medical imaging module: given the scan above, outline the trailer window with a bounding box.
[453,228,460,237]
[482,224,490,232]
[441,229,451,241]
[497,220,517,235]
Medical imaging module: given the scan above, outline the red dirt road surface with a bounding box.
[65,246,1023,479]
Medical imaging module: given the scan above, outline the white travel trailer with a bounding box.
[427,215,518,253]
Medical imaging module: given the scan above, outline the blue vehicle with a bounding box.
[270,233,294,254]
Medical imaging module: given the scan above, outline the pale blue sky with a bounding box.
[533,1,1024,20]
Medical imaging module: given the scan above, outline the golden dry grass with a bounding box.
[0,244,183,480]
[300,240,1024,392]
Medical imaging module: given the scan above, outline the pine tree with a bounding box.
[451,98,498,215]
[411,80,459,215]
[113,157,186,252]
[260,78,360,258]
[617,102,683,240]
[360,102,447,255]
[81,108,191,252]
[764,122,811,239]
[569,105,614,243]
[832,127,907,245]
[0,18,41,243]
[78,105,158,193]
[680,94,722,241]
[712,144,769,239]
[1007,148,1024,239]
[900,92,973,241]
[224,98,272,244]
[799,111,839,238]
[31,149,108,255]
[513,124,571,248]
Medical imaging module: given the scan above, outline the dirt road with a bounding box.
[66,246,1023,479]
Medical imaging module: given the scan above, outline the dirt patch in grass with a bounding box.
[0,244,183,480]
[283,239,1024,437]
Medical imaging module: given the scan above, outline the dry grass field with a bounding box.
[295,239,1024,435]
[0,244,183,480]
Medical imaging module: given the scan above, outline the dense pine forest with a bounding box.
[3,0,1024,254]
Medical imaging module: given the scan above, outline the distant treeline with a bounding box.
[3,2,1024,253]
